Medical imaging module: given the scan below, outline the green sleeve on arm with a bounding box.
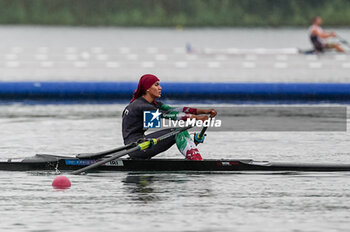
[159,103,173,111]
[159,104,179,120]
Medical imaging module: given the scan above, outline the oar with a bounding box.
[194,126,208,145]
[76,142,137,159]
[337,35,350,47]
[194,115,215,145]
[71,126,191,175]
[194,112,217,145]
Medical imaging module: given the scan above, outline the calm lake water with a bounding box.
[0,104,350,232]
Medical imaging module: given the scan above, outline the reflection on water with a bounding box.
[123,175,159,202]
[123,173,214,203]
[1,167,350,231]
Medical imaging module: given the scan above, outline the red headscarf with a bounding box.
[130,74,160,103]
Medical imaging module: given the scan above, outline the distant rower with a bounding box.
[309,16,344,53]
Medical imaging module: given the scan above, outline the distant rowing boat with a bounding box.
[193,47,303,55]
[1,154,350,172]
[185,44,349,55]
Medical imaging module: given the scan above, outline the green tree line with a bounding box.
[0,0,349,27]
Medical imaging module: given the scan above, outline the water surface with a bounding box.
[0,104,349,231]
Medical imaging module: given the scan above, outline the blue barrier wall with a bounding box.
[0,82,349,103]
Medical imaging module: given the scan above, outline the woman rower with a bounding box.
[122,74,217,160]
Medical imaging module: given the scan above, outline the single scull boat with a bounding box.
[1,154,350,172]
[1,127,349,173]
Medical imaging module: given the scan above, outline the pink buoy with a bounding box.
[52,176,71,189]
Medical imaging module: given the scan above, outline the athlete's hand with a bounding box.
[330,32,336,37]
[208,109,217,118]
[196,108,217,117]
[203,109,217,117]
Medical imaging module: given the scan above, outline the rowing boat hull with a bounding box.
[1,154,350,172]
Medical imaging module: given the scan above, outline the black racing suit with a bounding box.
[122,98,174,159]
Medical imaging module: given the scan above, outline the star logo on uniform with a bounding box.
[150,109,162,121]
